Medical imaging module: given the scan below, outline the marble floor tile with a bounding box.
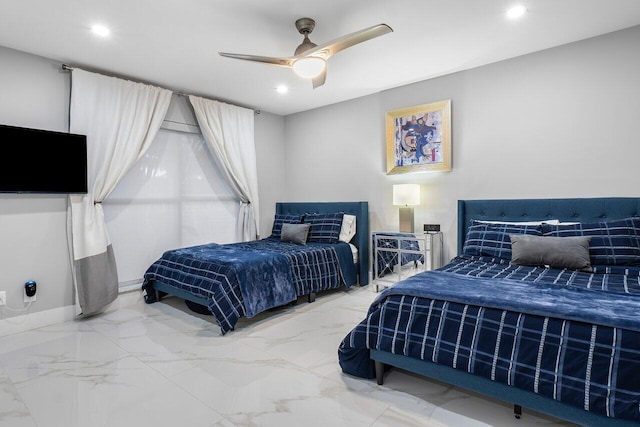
[0,285,578,427]
[0,367,36,427]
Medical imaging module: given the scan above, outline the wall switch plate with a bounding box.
[0,291,6,306]
[424,224,441,232]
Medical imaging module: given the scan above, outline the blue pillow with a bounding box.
[541,217,640,266]
[304,212,344,244]
[462,220,542,260]
[271,214,303,238]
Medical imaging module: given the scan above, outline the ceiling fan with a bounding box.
[218,18,393,89]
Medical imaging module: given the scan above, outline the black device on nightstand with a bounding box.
[424,224,441,233]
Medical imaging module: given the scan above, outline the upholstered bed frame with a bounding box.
[372,197,640,427]
[276,201,370,286]
[457,197,640,254]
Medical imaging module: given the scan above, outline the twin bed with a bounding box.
[339,197,640,426]
[142,201,369,334]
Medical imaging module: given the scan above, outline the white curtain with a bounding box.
[189,96,259,241]
[69,69,172,316]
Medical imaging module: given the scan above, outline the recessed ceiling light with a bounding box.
[91,24,110,37]
[506,5,527,19]
[276,85,288,94]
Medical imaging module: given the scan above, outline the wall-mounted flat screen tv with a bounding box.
[0,124,88,194]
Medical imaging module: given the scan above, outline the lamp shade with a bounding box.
[393,184,421,206]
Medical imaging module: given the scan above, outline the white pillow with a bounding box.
[339,214,357,243]
[348,243,359,263]
[477,219,560,225]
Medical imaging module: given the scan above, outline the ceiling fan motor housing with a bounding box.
[295,17,315,35]
[294,17,318,55]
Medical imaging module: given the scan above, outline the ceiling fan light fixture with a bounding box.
[91,24,110,37]
[292,57,326,79]
[507,5,527,19]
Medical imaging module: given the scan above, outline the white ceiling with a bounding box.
[1,1,640,116]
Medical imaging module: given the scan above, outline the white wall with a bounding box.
[284,25,640,262]
[0,45,287,320]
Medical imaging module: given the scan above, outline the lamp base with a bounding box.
[399,207,414,233]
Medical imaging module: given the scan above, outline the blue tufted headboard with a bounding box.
[457,197,640,255]
[275,201,369,286]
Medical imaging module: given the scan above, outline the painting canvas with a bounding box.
[386,99,451,174]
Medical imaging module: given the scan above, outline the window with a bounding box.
[103,128,238,289]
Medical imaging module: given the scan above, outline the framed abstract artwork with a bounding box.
[386,99,451,174]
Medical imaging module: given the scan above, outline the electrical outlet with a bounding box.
[0,291,6,306]
[24,293,36,303]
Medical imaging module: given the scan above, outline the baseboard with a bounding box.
[0,305,76,337]
[0,287,142,338]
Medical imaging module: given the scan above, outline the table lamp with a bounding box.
[393,184,420,233]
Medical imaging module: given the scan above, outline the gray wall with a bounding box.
[0,45,286,319]
[0,47,74,317]
[284,25,640,262]
[255,111,287,239]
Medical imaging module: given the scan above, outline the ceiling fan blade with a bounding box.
[312,68,327,89]
[301,24,392,60]
[218,52,294,68]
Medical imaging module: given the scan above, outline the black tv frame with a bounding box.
[0,124,88,194]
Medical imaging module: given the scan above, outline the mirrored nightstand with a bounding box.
[372,231,443,292]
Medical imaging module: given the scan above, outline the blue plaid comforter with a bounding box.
[143,237,356,334]
[339,255,640,422]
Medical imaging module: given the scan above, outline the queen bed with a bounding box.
[142,201,369,334]
[339,197,640,426]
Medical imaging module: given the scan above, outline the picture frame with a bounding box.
[386,99,451,174]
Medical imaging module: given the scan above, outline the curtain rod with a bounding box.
[61,64,260,114]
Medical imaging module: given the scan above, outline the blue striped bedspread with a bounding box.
[339,255,640,422]
[143,237,355,334]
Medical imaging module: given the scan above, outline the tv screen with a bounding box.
[0,124,88,194]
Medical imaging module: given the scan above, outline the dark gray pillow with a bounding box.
[510,234,592,271]
[281,223,311,245]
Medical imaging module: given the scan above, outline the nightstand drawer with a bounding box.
[372,231,443,292]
